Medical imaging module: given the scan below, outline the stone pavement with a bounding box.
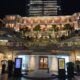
[23,70,56,79]
[0,74,29,80]
[75,76,80,80]
[0,73,58,80]
[0,73,80,80]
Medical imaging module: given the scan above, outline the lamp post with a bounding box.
[12,48,14,61]
[77,17,80,30]
[0,19,5,24]
[0,19,5,28]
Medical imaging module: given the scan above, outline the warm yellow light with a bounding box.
[29,55,35,70]
[8,55,12,58]
[50,57,58,71]
[0,53,4,60]
[76,56,80,60]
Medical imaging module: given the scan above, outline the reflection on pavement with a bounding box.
[0,74,29,80]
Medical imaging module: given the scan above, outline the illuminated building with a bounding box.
[0,12,80,73]
[27,0,61,16]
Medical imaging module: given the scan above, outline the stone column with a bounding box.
[49,56,58,74]
[69,51,76,62]
[29,55,36,71]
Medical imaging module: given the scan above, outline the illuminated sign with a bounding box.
[58,58,65,69]
[15,58,22,68]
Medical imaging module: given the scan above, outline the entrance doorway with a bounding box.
[39,56,48,69]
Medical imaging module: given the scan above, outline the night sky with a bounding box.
[0,0,80,18]
[0,0,26,18]
[61,0,80,15]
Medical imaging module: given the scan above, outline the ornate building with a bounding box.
[0,12,80,73]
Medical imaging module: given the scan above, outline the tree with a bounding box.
[66,62,74,79]
[33,24,40,31]
[0,21,5,29]
[52,24,59,32]
[20,27,30,36]
[64,24,73,31]
[64,24,71,29]
[75,60,80,75]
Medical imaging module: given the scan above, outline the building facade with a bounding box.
[0,12,80,73]
[4,13,80,35]
[27,0,61,16]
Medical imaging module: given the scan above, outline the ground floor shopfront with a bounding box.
[0,50,80,73]
[17,55,69,73]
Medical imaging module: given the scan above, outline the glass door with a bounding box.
[39,56,48,69]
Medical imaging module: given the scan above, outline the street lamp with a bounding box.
[77,17,80,30]
[0,19,5,24]
[0,19,5,28]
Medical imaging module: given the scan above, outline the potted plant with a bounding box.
[75,60,80,75]
[66,62,74,79]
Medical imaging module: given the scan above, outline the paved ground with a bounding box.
[0,74,80,80]
[0,74,58,80]
[0,74,28,80]
[23,70,54,78]
[75,76,80,80]
[0,71,80,80]
[0,70,57,80]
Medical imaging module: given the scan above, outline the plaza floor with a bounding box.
[0,70,80,80]
[0,74,57,80]
[0,73,80,80]
[0,70,58,80]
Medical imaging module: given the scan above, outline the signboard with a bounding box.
[15,58,22,69]
[58,58,65,69]
[14,58,22,76]
[58,58,65,79]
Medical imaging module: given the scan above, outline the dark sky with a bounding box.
[0,0,80,18]
[61,0,80,15]
[0,0,26,18]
